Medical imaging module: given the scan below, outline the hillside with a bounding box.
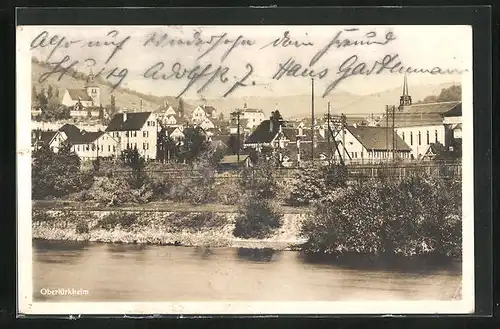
[31,59,194,113]
[188,82,459,120]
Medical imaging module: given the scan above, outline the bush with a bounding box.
[213,175,246,205]
[81,176,150,205]
[287,165,347,206]
[96,212,138,230]
[75,220,89,234]
[300,175,462,258]
[33,211,56,222]
[233,196,283,239]
[165,212,227,233]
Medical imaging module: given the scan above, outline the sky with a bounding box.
[20,25,471,99]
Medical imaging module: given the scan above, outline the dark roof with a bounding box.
[59,124,82,142]
[204,106,216,114]
[71,131,105,145]
[346,125,411,151]
[38,131,58,145]
[379,101,461,127]
[244,120,288,144]
[166,127,183,136]
[423,143,447,157]
[106,112,152,131]
[66,89,93,102]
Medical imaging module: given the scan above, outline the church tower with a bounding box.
[85,68,101,107]
[399,74,412,108]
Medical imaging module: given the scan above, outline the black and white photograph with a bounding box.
[17,23,474,315]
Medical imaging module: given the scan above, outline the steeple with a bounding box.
[399,74,412,108]
[86,68,97,87]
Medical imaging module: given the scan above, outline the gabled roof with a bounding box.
[211,134,231,146]
[71,131,105,145]
[345,125,411,152]
[379,101,461,127]
[244,119,288,144]
[166,127,184,136]
[106,112,152,131]
[423,143,447,157]
[35,131,58,145]
[219,154,250,164]
[59,124,82,142]
[66,89,93,102]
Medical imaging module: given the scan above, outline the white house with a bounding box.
[165,106,177,116]
[31,130,68,153]
[199,117,215,131]
[105,111,159,160]
[70,131,120,161]
[379,101,462,159]
[335,124,412,163]
[165,127,185,141]
[61,70,101,115]
[231,108,266,131]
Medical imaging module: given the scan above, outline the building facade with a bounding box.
[105,111,159,160]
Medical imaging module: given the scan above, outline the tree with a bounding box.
[47,85,53,99]
[418,85,461,104]
[32,143,85,199]
[180,127,208,163]
[178,98,185,118]
[120,148,147,189]
[110,94,116,114]
[226,134,240,155]
[31,86,37,105]
[218,112,225,122]
[54,87,60,98]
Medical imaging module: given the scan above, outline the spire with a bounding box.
[399,74,412,108]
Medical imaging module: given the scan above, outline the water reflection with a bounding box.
[236,248,281,262]
[33,241,462,302]
[193,246,213,260]
[296,251,462,274]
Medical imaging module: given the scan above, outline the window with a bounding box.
[418,131,421,145]
[351,152,354,158]
[113,145,116,152]
[354,152,357,158]
[108,145,111,152]
[101,145,103,151]
[410,132,413,146]
[134,143,137,149]
[126,143,130,149]
[435,130,438,143]
[402,131,405,141]
[147,121,150,126]
[146,143,149,150]
[152,121,155,126]
[143,131,146,138]
[77,145,80,152]
[426,131,430,145]
[133,131,137,137]
[143,143,146,150]
[146,131,149,138]
[125,131,129,137]
[86,145,90,151]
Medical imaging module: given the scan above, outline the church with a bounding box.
[378,75,463,160]
[61,69,101,118]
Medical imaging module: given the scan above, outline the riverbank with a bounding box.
[32,208,308,250]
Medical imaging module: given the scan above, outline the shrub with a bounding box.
[82,176,148,206]
[75,220,89,234]
[165,212,227,233]
[96,212,138,230]
[233,196,283,239]
[213,175,246,205]
[287,165,347,206]
[300,174,462,259]
[33,211,56,222]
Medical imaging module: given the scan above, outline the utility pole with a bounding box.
[341,113,346,163]
[311,78,315,163]
[327,102,331,166]
[391,106,396,161]
[231,110,243,163]
[385,105,389,160]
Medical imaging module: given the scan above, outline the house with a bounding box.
[105,111,158,160]
[335,124,412,163]
[191,105,217,123]
[164,105,177,116]
[69,130,120,161]
[378,76,463,159]
[199,117,215,131]
[61,70,101,117]
[421,143,447,161]
[218,154,252,169]
[230,108,266,131]
[31,129,68,152]
[165,127,185,141]
[244,118,292,150]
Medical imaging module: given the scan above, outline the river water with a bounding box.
[33,239,462,302]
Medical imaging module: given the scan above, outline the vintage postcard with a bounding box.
[17,24,474,315]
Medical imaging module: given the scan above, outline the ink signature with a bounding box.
[143,61,256,98]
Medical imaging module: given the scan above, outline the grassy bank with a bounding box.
[32,209,307,250]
